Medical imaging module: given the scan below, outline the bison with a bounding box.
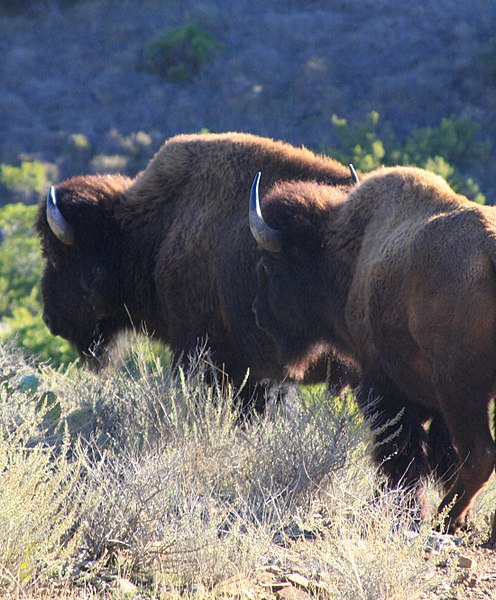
[249,166,496,536]
[36,132,357,412]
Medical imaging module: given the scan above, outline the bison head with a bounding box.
[36,175,132,366]
[249,173,341,378]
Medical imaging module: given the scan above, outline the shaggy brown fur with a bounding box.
[36,132,356,411]
[252,165,496,536]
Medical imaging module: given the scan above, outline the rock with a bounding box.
[276,586,312,600]
[424,531,460,553]
[286,573,310,589]
[457,555,475,570]
[261,580,292,592]
[214,574,254,596]
[18,374,39,393]
[114,577,138,597]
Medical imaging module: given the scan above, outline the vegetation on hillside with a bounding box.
[328,112,489,203]
[142,19,224,82]
[0,342,489,597]
[0,203,76,364]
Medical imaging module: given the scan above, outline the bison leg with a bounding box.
[303,355,360,394]
[172,346,294,416]
[235,379,297,415]
[426,413,459,493]
[435,393,495,533]
[357,371,431,519]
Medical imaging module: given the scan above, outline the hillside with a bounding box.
[1,0,495,195]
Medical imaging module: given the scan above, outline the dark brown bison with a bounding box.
[250,166,496,535]
[36,132,357,411]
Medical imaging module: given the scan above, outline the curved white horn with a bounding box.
[349,164,360,184]
[249,172,282,253]
[46,186,75,245]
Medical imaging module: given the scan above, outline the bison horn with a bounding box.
[249,172,282,253]
[46,186,75,245]
[349,163,360,184]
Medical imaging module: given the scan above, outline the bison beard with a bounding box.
[250,167,496,541]
[36,132,357,413]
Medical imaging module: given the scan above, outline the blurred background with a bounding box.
[1,0,495,201]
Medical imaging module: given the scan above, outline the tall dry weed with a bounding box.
[0,340,489,597]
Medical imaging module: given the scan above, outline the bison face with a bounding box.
[252,251,324,377]
[37,179,129,367]
[249,173,327,376]
[40,255,118,366]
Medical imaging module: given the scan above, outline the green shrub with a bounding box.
[3,307,76,365]
[331,111,388,172]
[0,204,41,315]
[329,112,489,203]
[63,133,92,171]
[143,20,223,82]
[0,203,76,365]
[394,115,491,167]
[0,161,52,203]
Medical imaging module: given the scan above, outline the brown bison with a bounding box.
[250,166,496,535]
[36,132,357,411]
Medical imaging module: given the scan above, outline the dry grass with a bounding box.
[0,340,493,598]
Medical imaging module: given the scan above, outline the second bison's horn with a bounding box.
[46,186,75,245]
[349,163,360,184]
[249,172,282,253]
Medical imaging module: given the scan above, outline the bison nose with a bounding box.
[43,312,60,336]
